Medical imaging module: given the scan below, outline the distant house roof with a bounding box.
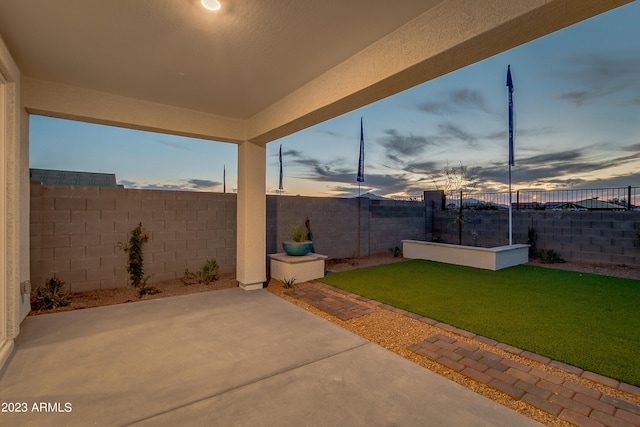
[30,168,121,188]
[553,198,625,211]
[575,198,626,210]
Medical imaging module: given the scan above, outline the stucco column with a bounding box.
[236,140,266,290]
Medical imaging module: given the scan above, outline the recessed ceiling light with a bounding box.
[201,0,221,11]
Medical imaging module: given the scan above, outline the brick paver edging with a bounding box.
[317,283,640,427]
[410,334,640,427]
[285,287,374,320]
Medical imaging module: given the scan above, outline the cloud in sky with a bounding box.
[153,137,192,151]
[450,89,492,113]
[187,179,220,189]
[418,88,493,116]
[555,52,640,106]
[437,122,478,146]
[464,145,640,191]
[379,129,438,163]
[404,160,440,175]
[119,178,222,192]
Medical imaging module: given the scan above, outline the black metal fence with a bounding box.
[445,186,639,211]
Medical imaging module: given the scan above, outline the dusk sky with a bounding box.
[30,2,640,198]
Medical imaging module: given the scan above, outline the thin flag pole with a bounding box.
[357,117,365,197]
[507,65,515,246]
[278,144,284,195]
[356,118,366,256]
[223,164,226,193]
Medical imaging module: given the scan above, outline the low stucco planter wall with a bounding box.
[269,253,327,283]
[402,240,530,271]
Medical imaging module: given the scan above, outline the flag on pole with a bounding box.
[507,65,515,166]
[357,118,365,183]
[223,164,226,193]
[278,144,284,192]
[506,65,515,245]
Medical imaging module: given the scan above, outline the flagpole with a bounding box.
[278,144,283,196]
[356,118,365,256]
[357,117,365,197]
[509,164,513,245]
[507,65,514,246]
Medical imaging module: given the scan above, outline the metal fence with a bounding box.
[445,186,639,211]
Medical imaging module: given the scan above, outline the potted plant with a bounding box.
[282,219,313,256]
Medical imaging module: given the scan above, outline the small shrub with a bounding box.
[527,227,536,258]
[538,249,563,264]
[389,246,402,258]
[32,276,71,310]
[304,217,313,241]
[290,224,305,242]
[282,277,296,289]
[118,223,157,298]
[183,258,220,285]
[290,219,312,242]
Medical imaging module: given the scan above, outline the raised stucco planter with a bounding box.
[402,240,530,271]
[269,253,327,283]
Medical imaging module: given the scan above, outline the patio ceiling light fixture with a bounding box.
[201,0,221,11]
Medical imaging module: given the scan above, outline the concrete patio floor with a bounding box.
[0,289,542,426]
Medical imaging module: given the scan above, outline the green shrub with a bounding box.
[32,276,71,310]
[527,227,536,258]
[282,277,296,289]
[119,223,158,298]
[183,258,220,285]
[389,246,402,258]
[290,219,312,242]
[538,249,562,264]
[290,223,306,242]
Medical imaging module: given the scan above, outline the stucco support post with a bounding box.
[236,140,266,290]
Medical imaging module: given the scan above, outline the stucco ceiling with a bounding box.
[0,0,444,120]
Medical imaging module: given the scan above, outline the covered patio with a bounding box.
[0,0,630,392]
[0,288,542,426]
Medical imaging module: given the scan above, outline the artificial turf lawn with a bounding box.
[318,260,640,387]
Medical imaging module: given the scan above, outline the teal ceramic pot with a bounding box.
[282,241,313,256]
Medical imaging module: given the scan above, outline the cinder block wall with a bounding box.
[268,195,361,259]
[30,182,236,292]
[432,209,640,267]
[266,195,425,259]
[528,211,640,266]
[368,200,425,253]
[31,182,638,293]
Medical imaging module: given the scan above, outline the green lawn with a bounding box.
[318,260,640,386]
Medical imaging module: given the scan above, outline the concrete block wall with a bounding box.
[30,182,236,292]
[31,183,638,293]
[266,195,362,259]
[432,208,640,267]
[434,210,527,247]
[368,200,425,254]
[528,211,640,266]
[265,195,425,259]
